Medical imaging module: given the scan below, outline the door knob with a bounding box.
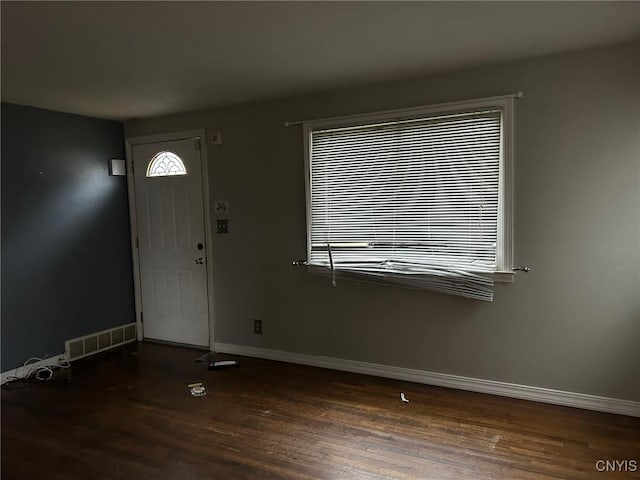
[194,257,205,265]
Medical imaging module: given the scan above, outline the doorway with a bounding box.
[127,132,212,348]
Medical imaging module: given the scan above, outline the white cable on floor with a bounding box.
[2,356,71,385]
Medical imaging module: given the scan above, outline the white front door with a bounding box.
[132,138,209,347]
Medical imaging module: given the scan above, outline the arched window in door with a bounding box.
[146,151,187,177]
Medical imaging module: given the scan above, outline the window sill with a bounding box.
[304,265,515,284]
[492,271,515,283]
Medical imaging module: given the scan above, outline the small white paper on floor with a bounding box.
[400,392,409,403]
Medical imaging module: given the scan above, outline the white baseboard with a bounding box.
[214,342,640,418]
[1,354,66,385]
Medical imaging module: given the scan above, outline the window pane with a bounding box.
[146,151,187,177]
[309,111,501,271]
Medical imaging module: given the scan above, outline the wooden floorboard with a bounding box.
[1,343,638,479]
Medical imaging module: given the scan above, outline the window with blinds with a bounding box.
[303,96,514,301]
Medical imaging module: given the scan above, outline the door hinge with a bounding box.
[130,161,134,174]
[140,311,144,323]
[135,237,139,249]
[195,138,201,151]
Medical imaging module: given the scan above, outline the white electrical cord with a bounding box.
[2,356,71,385]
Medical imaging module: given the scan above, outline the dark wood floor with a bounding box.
[1,343,639,479]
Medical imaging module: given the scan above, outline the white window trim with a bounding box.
[302,94,517,283]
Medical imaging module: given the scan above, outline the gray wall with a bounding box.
[125,41,640,401]
[1,103,135,370]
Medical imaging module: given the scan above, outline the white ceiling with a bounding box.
[2,1,639,121]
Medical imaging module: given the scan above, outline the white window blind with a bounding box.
[304,97,515,301]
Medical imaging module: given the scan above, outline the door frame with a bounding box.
[125,130,215,349]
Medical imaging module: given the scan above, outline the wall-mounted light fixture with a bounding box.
[109,159,126,176]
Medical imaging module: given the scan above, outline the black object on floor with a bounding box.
[208,360,239,370]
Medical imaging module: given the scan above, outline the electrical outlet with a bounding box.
[217,219,229,234]
[253,319,263,335]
